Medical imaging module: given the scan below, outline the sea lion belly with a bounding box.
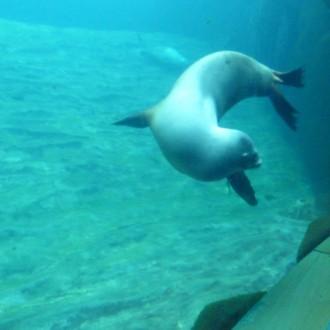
[150,101,217,180]
[150,97,245,181]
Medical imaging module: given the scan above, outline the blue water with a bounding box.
[0,1,300,41]
[0,1,329,329]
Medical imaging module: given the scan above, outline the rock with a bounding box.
[297,215,330,262]
[192,292,266,330]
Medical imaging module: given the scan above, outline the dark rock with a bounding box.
[192,291,266,330]
[297,215,330,262]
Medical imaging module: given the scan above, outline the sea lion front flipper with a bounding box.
[113,111,150,128]
[227,171,258,206]
[269,87,298,131]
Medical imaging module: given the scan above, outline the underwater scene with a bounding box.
[0,0,329,329]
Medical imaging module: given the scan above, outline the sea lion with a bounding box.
[114,51,303,205]
[140,46,188,69]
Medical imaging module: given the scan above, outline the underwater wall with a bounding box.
[291,0,330,207]
[195,0,330,210]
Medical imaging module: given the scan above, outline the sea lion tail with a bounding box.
[113,109,152,128]
[269,68,303,131]
[274,68,304,88]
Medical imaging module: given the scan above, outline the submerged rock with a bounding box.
[297,214,330,261]
[192,292,265,330]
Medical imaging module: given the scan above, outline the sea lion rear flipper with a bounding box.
[274,68,304,88]
[269,87,298,131]
[227,171,258,206]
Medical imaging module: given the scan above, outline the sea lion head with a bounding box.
[201,128,261,181]
[224,129,262,173]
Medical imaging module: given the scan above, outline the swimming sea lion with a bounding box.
[140,46,188,69]
[114,51,303,205]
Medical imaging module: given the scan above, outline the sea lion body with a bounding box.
[115,51,303,205]
[149,51,272,180]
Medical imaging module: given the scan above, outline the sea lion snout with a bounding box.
[232,130,261,170]
[242,151,262,169]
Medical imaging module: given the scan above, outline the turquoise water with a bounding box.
[0,19,321,329]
